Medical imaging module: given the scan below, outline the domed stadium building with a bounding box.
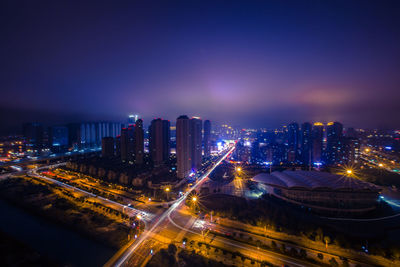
[252,171,380,214]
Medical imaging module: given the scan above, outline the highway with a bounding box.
[0,147,101,168]
[171,209,384,267]
[107,144,324,267]
[166,210,314,267]
[27,165,155,222]
[360,147,400,174]
[107,145,236,267]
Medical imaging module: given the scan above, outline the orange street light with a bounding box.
[346,169,353,175]
[165,187,170,200]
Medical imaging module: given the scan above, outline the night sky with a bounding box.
[1,0,400,132]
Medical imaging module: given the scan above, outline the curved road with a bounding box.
[107,146,236,267]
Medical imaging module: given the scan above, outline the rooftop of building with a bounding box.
[252,170,380,192]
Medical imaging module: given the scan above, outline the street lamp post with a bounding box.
[165,187,170,200]
[378,163,384,179]
[264,162,272,174]
[191,196,197,211]
[136,214,143,236]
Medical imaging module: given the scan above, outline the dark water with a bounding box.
[0,199,116,267]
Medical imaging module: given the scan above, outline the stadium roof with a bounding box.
[252,171,380,191]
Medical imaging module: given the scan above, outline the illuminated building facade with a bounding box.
[300,122,312,166]
[149,118,165,165]
[120,127,129,162]
[127,124,135,164]
[176,115,191,178]
[190,117,203,170]
[203,120,211,157]
[77,122,121,149]
[326,122,344,165]
[134,119,144,164]
[287,122,299,162]
[49,126,69,151]
[0,137,25,157]
[23,122,44,151]
[312,122,324,163]
[162,120,171,161]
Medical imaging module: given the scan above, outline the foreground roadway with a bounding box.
[106,145,320,267]
[105,145,236,267]
[165,210,317,267]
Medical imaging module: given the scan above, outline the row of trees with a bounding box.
[43,170,125,204]
[58,189,130,221]
[200,193,400,261]
[147,243,232,267]
[185,239,275,267]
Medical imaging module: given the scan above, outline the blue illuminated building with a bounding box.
[50,126,69,152]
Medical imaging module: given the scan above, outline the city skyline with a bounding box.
[1,0,400,132]
[2,108,383,136]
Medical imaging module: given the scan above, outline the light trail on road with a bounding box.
[29,165,154,221]
[166,206,308,267]
[113,145,236,267]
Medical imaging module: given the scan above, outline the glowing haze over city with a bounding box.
[1,1,400,132]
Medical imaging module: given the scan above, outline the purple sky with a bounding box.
[1,0,400,131]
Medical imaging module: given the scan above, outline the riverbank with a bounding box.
[0,197,116,266]
[0,176,133,249]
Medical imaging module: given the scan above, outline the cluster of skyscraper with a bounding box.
[102,116,212,179]
[114,119,145,164]
[22,122,122,152]
[79,122,122,148]
[176,116,211,178]
[148,119,170,165]
[241,121,359,167]
[292,121,359,165]
[104,118,170,166]
[21,115,212,179]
